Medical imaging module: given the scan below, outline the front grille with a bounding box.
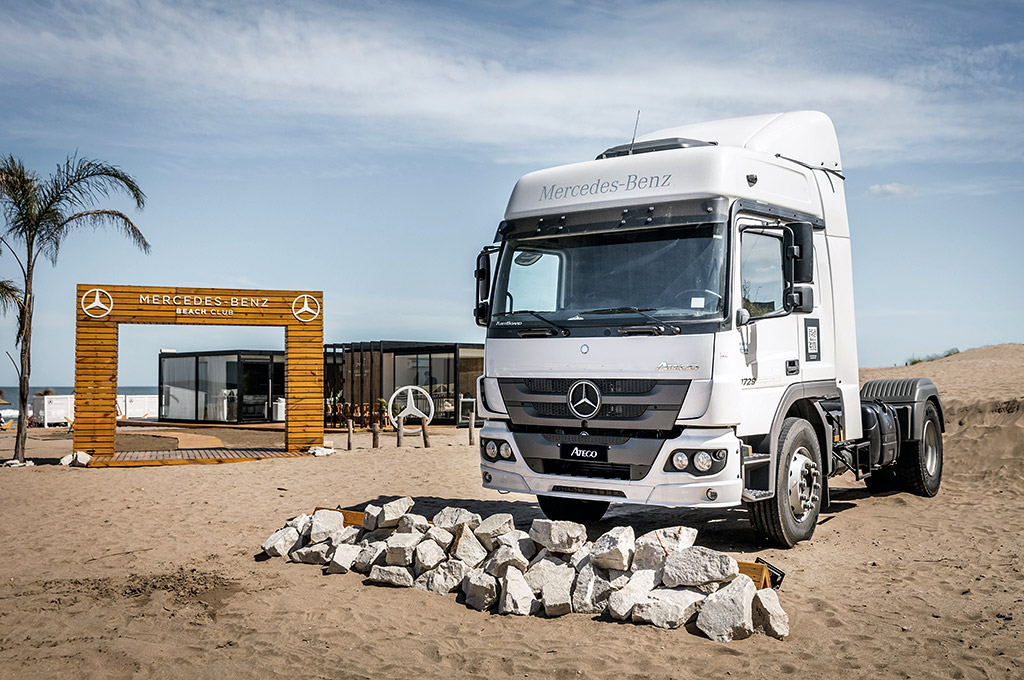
[542,433,630,446]
[532,402,647,419]
[551,485,627,498]
[524,378,656,395]
[541,459,632,480]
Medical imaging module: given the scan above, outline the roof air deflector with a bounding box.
[597,137,716,160]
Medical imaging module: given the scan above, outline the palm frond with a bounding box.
[0,279,23,315]
[49,209,151,260]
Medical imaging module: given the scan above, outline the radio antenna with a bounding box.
[627,109,641,155]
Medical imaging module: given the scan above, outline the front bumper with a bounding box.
[479,422,743,509]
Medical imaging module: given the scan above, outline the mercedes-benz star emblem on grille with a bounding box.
[291,294,320,322]
[567,380,601,420]
[81,288,113,318]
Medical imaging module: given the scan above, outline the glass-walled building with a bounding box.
[159,350,285,423]
[158,341,484,426]
[325,341,483,428]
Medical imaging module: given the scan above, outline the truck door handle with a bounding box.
[786,359,800,375]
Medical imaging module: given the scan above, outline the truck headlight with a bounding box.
[693,450,714,472]
[499,442,513,460]
[484,440,498,460]
[671,450,689,471]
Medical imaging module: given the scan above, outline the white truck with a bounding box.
[473,111,944,547]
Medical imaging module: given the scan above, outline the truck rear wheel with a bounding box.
[895,401,942,497]
[747,417,823,547]
[537,495,609,523]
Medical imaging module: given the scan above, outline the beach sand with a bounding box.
[0,344,1021,679]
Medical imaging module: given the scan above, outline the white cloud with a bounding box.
[867,182,917,197]
[1,1,1022,168]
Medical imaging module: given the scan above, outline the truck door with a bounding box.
[735,222,803,435]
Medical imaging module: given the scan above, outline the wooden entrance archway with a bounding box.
[74,284,324,457]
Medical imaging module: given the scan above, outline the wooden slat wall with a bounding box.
[73,284,324,456]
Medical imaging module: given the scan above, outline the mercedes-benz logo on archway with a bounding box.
[81,288,113,318]
[291,294,320,322]
[567,379,601,420]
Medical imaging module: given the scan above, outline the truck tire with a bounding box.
[895,401,942,497]
[747,417,823,547]
[537,495,609,523]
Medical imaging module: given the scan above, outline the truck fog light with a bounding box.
[693,450,714,472]
[671,450,689,471]
[712,449,726,461]
[483,471,492,483]
[485,440,498,460]
[706,488,718,501]
[499,442,513,459]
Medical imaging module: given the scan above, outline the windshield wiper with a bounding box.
[580,307,681,334]
[505,310,570,337]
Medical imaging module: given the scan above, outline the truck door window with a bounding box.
[741,231,784,318]
[505,249,560,312]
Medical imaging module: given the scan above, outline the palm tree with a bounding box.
[0,154,149,463]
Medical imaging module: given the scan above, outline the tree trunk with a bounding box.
[14,276,32,464]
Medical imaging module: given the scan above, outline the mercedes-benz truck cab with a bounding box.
[474,111,944,546]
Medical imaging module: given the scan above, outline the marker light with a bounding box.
[485,440,498,460]
[693,451,714,472]
[671,450,689,471]
[499,442,513,459]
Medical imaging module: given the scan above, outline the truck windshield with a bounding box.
[491,222,727,328]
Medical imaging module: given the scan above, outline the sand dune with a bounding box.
[0,345,1021,679]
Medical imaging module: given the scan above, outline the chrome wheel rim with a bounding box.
[923,420,940,476]
[787,446,821,523]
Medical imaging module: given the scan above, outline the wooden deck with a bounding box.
[87,448,310,467]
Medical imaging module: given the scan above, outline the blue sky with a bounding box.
[1,0,1022,386]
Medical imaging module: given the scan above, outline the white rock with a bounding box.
[484,544,530,579]
[425,526,454,551]
[363,504,382,530]
[309,509,347,544]
[696,574,756,642]
[571,559,616,615]
[462,568,499,610]
[59,453,74,466]
[310,446,334,456]
[449,524,489,568]
[385,532,422,566]
[368,564,414,587]
[415,559,472,595]
[752,588,789,639]
[632,588,706,629]
[71,451,92,467]
[379,497,415,528]
[261,526,301,557]
[397,513,430,534]
[499,567,540,616]
[474,513,516,551]
[352,541,387,573]
[632,526,699,572]
[662,546,739,587]
[432,506,482,531]
[607,569,631,589]
[414,539,447,575]
[525,552,568,595]
[608,569,660,620]
[326,544,364,574]
[591,526,635,571]
[329,525,363,546]
[290,541,334,565]
[529,519,587,554]
[360,527,395,544]
[494,530,537,560]
[569,542,593,571]
[540,567,577,617]
[285,513,313,541]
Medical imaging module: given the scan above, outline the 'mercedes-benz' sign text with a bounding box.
[140,293,268,317]
[539,174,672,202]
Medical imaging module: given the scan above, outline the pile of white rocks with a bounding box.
[260,498,789,642]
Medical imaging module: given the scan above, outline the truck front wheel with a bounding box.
[895,401,942,497]
[747,417,823,547]
[537,495,609,523]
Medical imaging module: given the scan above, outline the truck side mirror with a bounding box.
[475,248,496,327]
[785,285,814,313]
[736,308,751,326]
[786,222,814,284]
